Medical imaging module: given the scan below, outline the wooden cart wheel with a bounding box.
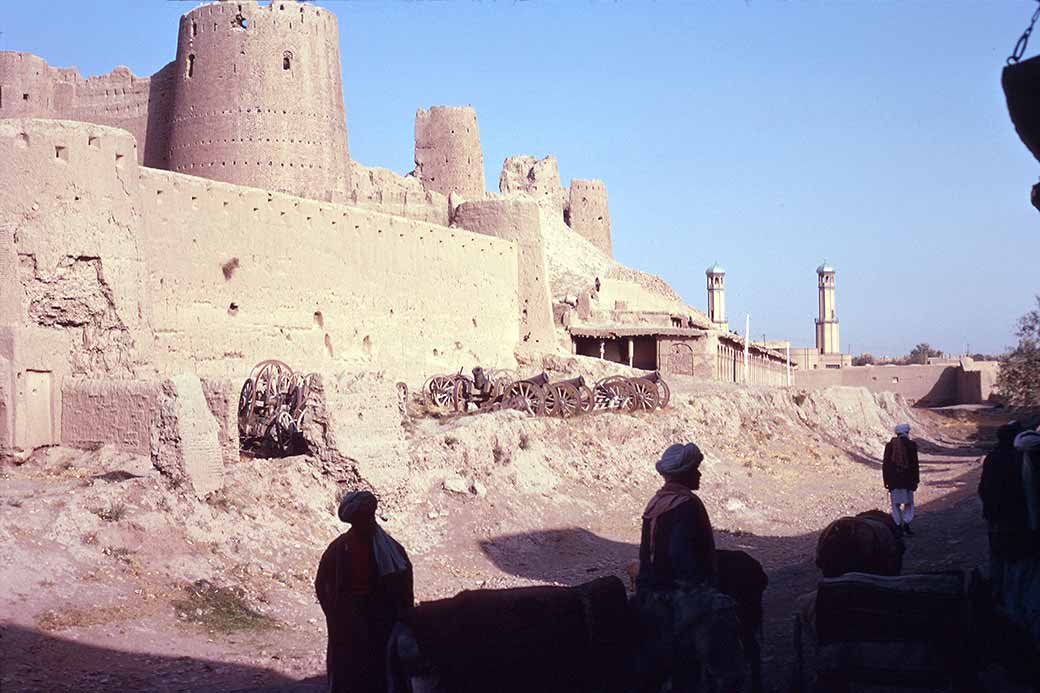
[576,385,595,414]
[507,381,545,416]
[654,378,671,409]
[630,378,660,411]
[545,383,581,418]
[426,375,455,408]
[452,378,470,413]
[603,380,637,412]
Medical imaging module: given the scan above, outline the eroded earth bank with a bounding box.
[0,376,1009,692]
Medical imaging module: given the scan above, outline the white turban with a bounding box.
[894,423,911,436]
[656,443,704,477]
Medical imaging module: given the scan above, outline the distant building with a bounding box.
[705,262,728,332]
[790,261,852,370]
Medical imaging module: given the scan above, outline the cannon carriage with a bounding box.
[237,359,315,456]
[421,367,670,419]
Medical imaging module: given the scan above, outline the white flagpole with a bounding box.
[786,342,791,386]
[743,314,750,385]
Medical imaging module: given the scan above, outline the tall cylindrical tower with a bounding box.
[815,260,840,354]
[166,0,351,201]
[705,261,727,332]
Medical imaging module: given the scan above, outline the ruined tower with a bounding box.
[166,0,351,201]
[815,261,840,354]
[567,179,612,257]
[413,106,485,200]
[705,262,727,332]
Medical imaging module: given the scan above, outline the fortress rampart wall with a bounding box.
[414,106,485,200]
[0,52,176,169]
[0,120,152,452]
[349,160,450,226]
[568,178,612,257]
[0,118,521,455]
[166,1,351,201]
[139,167,518,377]
[453,199,555,349]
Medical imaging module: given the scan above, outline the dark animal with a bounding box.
[387,576,631,693]
[716,549,768,693]
[815,509,905,579]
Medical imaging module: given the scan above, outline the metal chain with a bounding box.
[1009,1,1040,64]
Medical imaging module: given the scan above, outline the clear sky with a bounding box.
[3,1,1036,357]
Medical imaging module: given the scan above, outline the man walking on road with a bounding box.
[883,423,920,536]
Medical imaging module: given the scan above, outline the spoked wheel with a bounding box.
[630,378,660,411]
[602,380,637,412]
[576,385,595,414]
[545,383,582,418]
[425,376,455,409]
[507,381,545,415]
[654,379,671,409]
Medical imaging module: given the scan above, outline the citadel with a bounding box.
[0,0,993,473]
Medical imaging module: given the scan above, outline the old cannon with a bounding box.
[593,372,670,412]
[238,360,315,456]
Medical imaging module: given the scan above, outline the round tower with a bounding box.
[705,261,727,332]
[567,179,612,257]
[414,106,485,200]
[815,260,840,354]
[166,1,351,202]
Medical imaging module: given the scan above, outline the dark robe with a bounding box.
[882,436,920,492]
[979,437,1030,561]
[636,484,716,592]
[315,526,414,693]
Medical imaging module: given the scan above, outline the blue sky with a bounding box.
[3,1,1036,357]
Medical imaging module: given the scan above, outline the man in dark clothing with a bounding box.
[315,491,414,693]
[632,443,746,693]
[979,421,1028,589]
[882,423,920,535]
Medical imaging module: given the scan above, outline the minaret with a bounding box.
[815,261,840,354]
[705,262,727,332]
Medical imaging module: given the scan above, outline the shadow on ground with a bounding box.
[477,460,1023,693]
[0,623,324,693]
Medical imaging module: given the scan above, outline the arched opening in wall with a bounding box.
[191,20,197,37]
[283,51,293,70]
[234,13,248,29]
[186,54,195,78]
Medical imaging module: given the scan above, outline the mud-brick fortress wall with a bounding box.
[140,167,518,377]
[0,120,152,453]
[0,119,520,454]
[166,1,351,201]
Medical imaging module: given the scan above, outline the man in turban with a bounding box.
[315,491,414,693]
[883,423,920,536]
[631,443,746,693]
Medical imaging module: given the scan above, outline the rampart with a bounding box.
[794,361,998,406]
[568,179,612,257]
[414,106,486,200]
[453,199,555,349]
[0,118,521,454]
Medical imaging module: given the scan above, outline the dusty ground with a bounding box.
[0,383,1026,692]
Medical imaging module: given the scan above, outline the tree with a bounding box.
[908,343,943,365]
[997,296,1040,406]
[852,353,875,366]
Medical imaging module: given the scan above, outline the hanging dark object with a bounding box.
[1001,2,1040,211]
